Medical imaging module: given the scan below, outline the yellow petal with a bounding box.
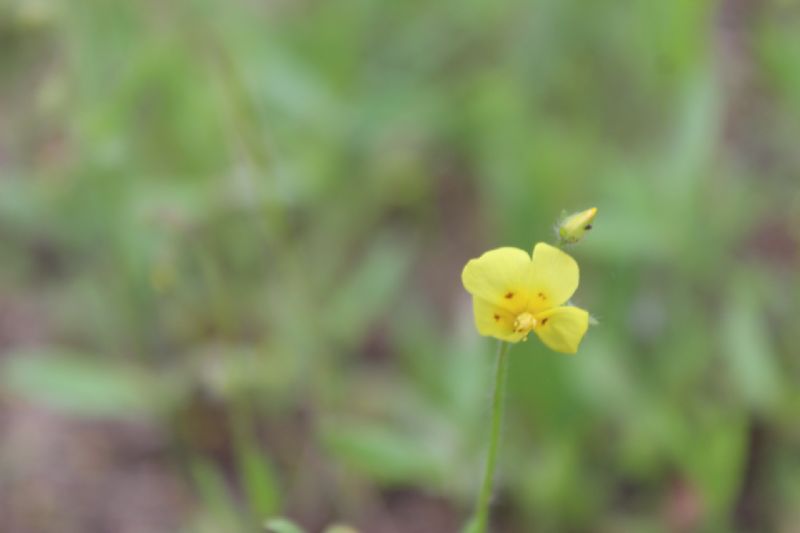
[527,242,579,312]
[533,306,589,354]
[472,296,527,343]
[461,247,531,313]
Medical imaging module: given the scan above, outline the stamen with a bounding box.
[513,312,537,336]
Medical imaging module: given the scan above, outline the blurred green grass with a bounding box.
[1,0,800,531]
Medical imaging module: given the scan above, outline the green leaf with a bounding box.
[324,236,413,343]
[681,414,747,519]
[233,417,282,521]
[190,457,244,531]
[323,526,359,533]
[264,517,306,533]
[1,349,155,417]
[460,517,480,533]
[720,280,781,411]
[321,421,441,485]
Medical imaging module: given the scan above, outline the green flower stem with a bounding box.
[470,340,511,533]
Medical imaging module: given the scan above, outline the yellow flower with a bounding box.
[461,243,590,353]
[558,207,597,245]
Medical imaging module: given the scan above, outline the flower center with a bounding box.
[513,311,537,336]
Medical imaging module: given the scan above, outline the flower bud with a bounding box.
[557,207,597,245]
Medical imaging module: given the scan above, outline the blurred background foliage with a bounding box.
[1,0,799,532]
